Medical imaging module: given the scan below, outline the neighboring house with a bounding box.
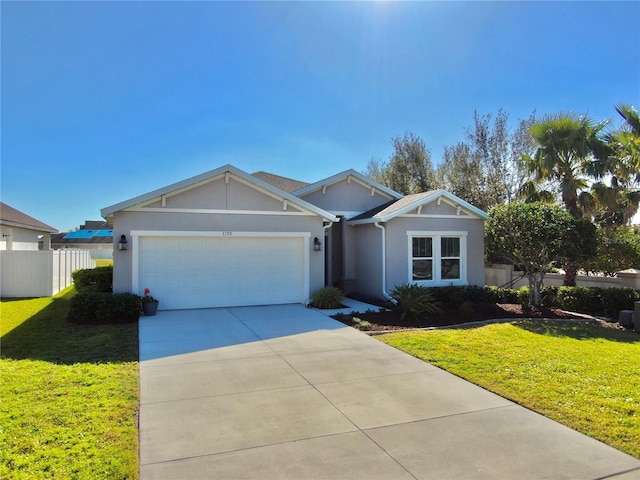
[0,202,58,250]
[101,164,487,310]
[52,221,113,258]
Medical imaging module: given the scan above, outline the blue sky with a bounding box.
[2,1,639,232]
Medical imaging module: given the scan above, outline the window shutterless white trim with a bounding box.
[407,231,468,286]
[131,230,311,303]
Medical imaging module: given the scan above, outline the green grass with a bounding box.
[378,320,640,459]
[0,287,139,479]
[94,259,113,267]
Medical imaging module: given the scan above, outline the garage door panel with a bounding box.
[138,236,305,309]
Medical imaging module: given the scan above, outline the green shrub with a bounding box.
[68,292,140,324]
[484,286,519,303]
[600,288,640,316]
[389,283,442,320]
[517,286,530,305]
[433,286,487,306]
[458,301,474,318]
[352,317,372,331]
[557,287,600,314]
[541,286,559,307]
[555,287,639,317]
[311,287,343,309]
[72,266,113,293]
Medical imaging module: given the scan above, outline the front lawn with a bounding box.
[0,287,139,479]
[378,320,640,459]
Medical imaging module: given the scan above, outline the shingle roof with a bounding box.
[251,171,310,194]
[348,192,437,222]
[348,190,488,223]
[0,202,58,233]
[82,220,111,230]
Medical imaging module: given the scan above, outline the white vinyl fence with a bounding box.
[0,249,95,298]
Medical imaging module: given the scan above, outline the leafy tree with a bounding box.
[582,226,640,276]
[485,202,596,306]
[437,110,536,211]
[437,142,485,208]
[364,132,439,195]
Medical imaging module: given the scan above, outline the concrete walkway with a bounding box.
[139,305,640,479]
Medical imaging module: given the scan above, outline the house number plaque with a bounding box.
[222,231,233,236]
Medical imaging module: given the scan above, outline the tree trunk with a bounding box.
[527,272,544,306]
[563,260,578,286]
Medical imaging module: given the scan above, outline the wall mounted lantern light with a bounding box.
[313,237,322,252]
[118,234,128,251]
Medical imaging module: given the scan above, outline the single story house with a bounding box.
[52,221,113,258]
[101,164,487,310]
[0,202,58,251]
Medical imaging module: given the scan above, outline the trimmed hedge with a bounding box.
[72,266,113,293]
[555,286,639,317]
[435,285,639,317]
[68,292,141,324]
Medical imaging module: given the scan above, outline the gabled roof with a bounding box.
[251,171,310,194]
[0,202,58,234]
[101,164,338,222]
[348,190,488,224]
[292,169,403,200]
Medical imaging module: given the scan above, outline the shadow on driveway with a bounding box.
[139,304,343,362]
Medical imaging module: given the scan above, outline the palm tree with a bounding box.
[524,113,609,285]
[605,103,640,186]
[593,104,640,228]
[524,113,609,218]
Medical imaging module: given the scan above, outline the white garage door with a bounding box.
[138,235,306,310]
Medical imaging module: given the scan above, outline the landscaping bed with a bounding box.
[334,301,590,332]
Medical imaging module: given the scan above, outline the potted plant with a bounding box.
[141,288,159,316]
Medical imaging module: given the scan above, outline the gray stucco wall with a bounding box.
[300,179,393,213]
[384,217,485,290]
[352,224,383,298]
[110,175,326,299]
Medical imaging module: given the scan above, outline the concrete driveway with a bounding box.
[139,305,640,479]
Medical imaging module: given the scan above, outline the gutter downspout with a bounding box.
[374,222,397,304]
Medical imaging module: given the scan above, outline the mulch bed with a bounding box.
[333,302,588,332]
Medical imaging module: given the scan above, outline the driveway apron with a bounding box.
[139,305,640,479]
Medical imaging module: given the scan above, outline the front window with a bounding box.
[412,237,433,280]
[440,237,460,280]
[409,232,467,285]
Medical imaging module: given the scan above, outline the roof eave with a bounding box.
[0,219,58,234]
[101,164,338,222]
[292,169,403,200]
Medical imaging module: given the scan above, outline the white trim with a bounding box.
[131,230,311,238]
[400,214,477,219]
[101,164,338,222]
[292,169,402,200]
[126,207,315,216]
[131,230,311,302]
[406,231,468,287]
[347,190,487,224]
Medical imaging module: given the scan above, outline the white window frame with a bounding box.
[407,231,468,286]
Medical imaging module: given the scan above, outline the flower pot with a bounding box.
[142,300,159,316]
